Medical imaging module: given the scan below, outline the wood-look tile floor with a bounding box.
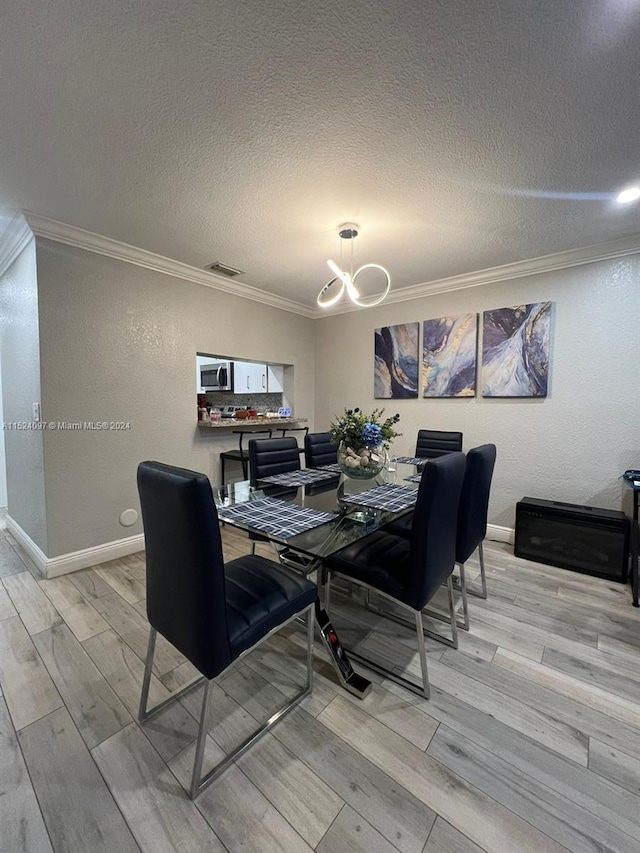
[1,525,640,852]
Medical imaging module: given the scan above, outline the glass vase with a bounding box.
[337,441,386,480]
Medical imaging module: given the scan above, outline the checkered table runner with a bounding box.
[218,497,337,539]
[341,484,418,513]
[404,472,423,483]
[317,463,342,473]
[258,468,340,487]
[394,456,428,466]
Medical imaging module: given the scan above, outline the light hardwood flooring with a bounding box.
[1,525,640,852]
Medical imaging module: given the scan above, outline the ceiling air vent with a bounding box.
[205,261,244,277]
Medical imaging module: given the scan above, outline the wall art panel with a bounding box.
[374,322,419,398]
[482,302,552,397]
[422,313,477,397]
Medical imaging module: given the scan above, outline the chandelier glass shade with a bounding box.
[317,224,391,309]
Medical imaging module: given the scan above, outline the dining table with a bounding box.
[212,458,426,697]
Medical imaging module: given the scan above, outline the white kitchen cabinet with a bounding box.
[267,365,284,393]
[233,361,267,394]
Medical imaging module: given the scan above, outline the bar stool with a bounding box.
[220,429,272,485]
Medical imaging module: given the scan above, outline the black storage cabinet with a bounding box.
[514,497,630,582]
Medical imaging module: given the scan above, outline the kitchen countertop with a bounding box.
[197,417,308,428]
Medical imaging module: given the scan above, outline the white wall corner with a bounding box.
[0,212,35,278]
[6,514,145,578]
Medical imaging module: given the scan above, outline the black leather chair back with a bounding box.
[408,452,466,609]
[304,432,338,468]
[249,437,300,484]
[415,429,463,459]
[456,444,497,565]
[137,461,231,680]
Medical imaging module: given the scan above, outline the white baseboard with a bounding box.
[6,515,145,578]
[5,514,513,579]
[487,523,514,545]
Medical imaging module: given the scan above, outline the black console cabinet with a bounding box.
[514,497,630,582]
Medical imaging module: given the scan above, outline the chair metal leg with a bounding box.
[458,562,470,630]
[139,605,315,799]
[306,603,315,689]
[463,542,489,599]
[364,594,459,649]
[325,571,331,615]
[251,541,256,555]
[138,627,157,721]
[328,573,433,698]
[415,611,430,698]
[446,575,459,649]
[190,680,212,799]
[479,542,488,598]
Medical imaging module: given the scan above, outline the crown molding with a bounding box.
[6,211,640,319]
[0,212,35,278]
[19,211,316,319]
[315,231,640,316]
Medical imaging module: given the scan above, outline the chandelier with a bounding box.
[317,223,391,309]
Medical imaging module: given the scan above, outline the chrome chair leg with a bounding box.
[463,542,489,599]
[446,576,459,649]
[479,542,488,598]
[325,571,331,615]
[190,680,212,799]
[306,603,315,689]
[364,586,460,648]
[138,627,157,721]
[415,611,430,699]
[458,563,470,630]
[139,605,314,799]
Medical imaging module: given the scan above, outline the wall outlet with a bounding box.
[32,402,41,422]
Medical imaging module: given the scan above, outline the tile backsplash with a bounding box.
[204,391,283,411]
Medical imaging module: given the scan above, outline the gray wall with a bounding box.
[0,239,48,549]
[315,255,640,529]
[36,238,316,557]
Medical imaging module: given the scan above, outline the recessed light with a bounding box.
[616,186,640,204]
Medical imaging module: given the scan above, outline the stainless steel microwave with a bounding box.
[200,361,232,391]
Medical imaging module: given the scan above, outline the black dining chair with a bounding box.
[455,444,497,611]
[323,452,466,697]
[247,437,301,554]
[136,461,316,799]
[248,436,301,484]
[304,431,338,468]
[277,426,309,464]
[384,443,497,629]
[415,429,463,459]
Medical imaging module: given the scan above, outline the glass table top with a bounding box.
[213,462,422,560]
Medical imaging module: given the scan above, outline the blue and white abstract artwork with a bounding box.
[374,322,419,398]
[423,314,477,397]
[482,302,553,397]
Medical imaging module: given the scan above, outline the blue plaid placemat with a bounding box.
[317,463,342,473]
[404,472,423,483]
[394,456,428,466]
[259,468,340,487]
[341,484,418,513]
[218,497,337,539]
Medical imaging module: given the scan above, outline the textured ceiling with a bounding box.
[1,0,640,306]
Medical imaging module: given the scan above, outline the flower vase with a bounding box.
[337,441,386,480]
